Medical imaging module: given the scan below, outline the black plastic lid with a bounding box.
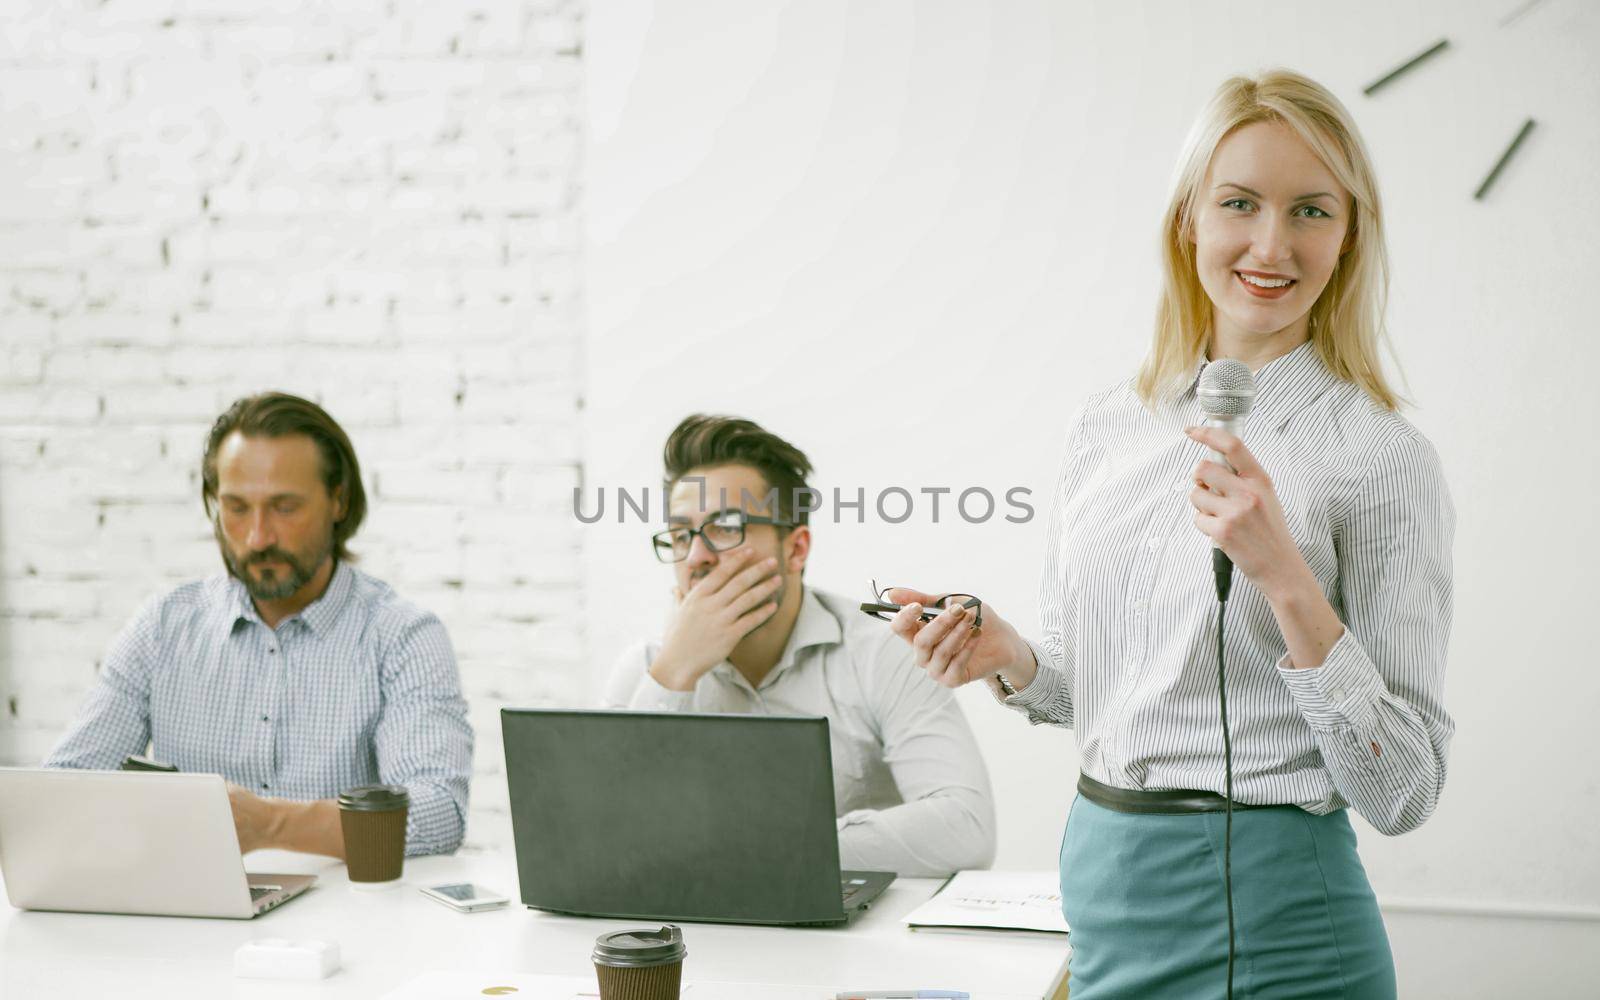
[336,784,409,812]
[591,925,687,968]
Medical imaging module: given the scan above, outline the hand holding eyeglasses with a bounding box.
[647,546,785,692]
[861,579,984,628]
[878,585,1036,691]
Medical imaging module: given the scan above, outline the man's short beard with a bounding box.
[218,525,334,602]
[766,576,790,620]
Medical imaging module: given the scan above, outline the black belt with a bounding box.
[1077,772,1277,815]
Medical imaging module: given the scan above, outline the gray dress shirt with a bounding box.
[44,561,474,855]
[604,586,997,877]
[1003,340,1455,836]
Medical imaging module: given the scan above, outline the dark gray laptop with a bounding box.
[501,709,895,926]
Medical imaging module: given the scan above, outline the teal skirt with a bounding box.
[1060,795,1396,999]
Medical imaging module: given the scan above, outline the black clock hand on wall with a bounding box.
[1362,39,1450,96]
[1360,0,1558,201]
[1474,118,1537,201]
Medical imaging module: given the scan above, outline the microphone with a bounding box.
[1197,359,1257,602]
[1196,356,1258,1000]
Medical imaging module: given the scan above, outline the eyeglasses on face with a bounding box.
[650,509,793,563]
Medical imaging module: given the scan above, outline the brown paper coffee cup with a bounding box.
[592,925,686,1000]
[337,784,408,885]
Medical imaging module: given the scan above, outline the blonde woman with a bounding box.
[888,70,1452,999]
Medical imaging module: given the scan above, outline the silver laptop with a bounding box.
[0,768,315,919]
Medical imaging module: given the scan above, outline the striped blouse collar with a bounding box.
[1186,339,1340,430]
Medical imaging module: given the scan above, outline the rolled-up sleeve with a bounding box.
[601,641,696,712]
[838,633,997,878]
[373,614,474,855]
[994,640,1075,726]
[43,598,159,770]
[1278,431,1455,835]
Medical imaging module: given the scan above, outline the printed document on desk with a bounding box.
[903,870,1069,935]
[384,973,1040,1000]
[384,973,670,998]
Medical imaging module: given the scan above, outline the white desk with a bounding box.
[0,850,1070,999]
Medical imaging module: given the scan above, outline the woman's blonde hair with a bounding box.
[1135,69,1405,410]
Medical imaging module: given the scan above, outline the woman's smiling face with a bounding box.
[1191,119,1351,354]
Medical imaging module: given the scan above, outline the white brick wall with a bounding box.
[0,0,586,852]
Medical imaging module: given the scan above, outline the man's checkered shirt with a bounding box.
[45,560,474,855]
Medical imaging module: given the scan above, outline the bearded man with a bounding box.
[45,392,473,857]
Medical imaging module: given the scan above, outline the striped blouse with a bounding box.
[1002,339,1455,835]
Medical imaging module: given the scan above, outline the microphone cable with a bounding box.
[1213,547,1237,1000]
[1197,354,1254,1000]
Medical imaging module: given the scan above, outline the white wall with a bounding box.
[0,0,587,852]
[582,0,1600,975]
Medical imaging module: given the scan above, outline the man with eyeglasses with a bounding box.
[602,414,996,878]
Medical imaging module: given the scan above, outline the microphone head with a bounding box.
[1197,358,1257,418]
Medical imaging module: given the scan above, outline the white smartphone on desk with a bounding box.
[420,882,510,912]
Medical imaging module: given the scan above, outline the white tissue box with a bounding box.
[233,938,340,980]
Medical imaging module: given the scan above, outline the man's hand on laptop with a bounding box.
[649,547,783,692]
[226,783,348,859]
[227,783,279,853]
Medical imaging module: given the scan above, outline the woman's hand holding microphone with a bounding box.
[883,588,1038,692]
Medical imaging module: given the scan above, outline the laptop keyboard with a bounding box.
[840,876,870,908]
